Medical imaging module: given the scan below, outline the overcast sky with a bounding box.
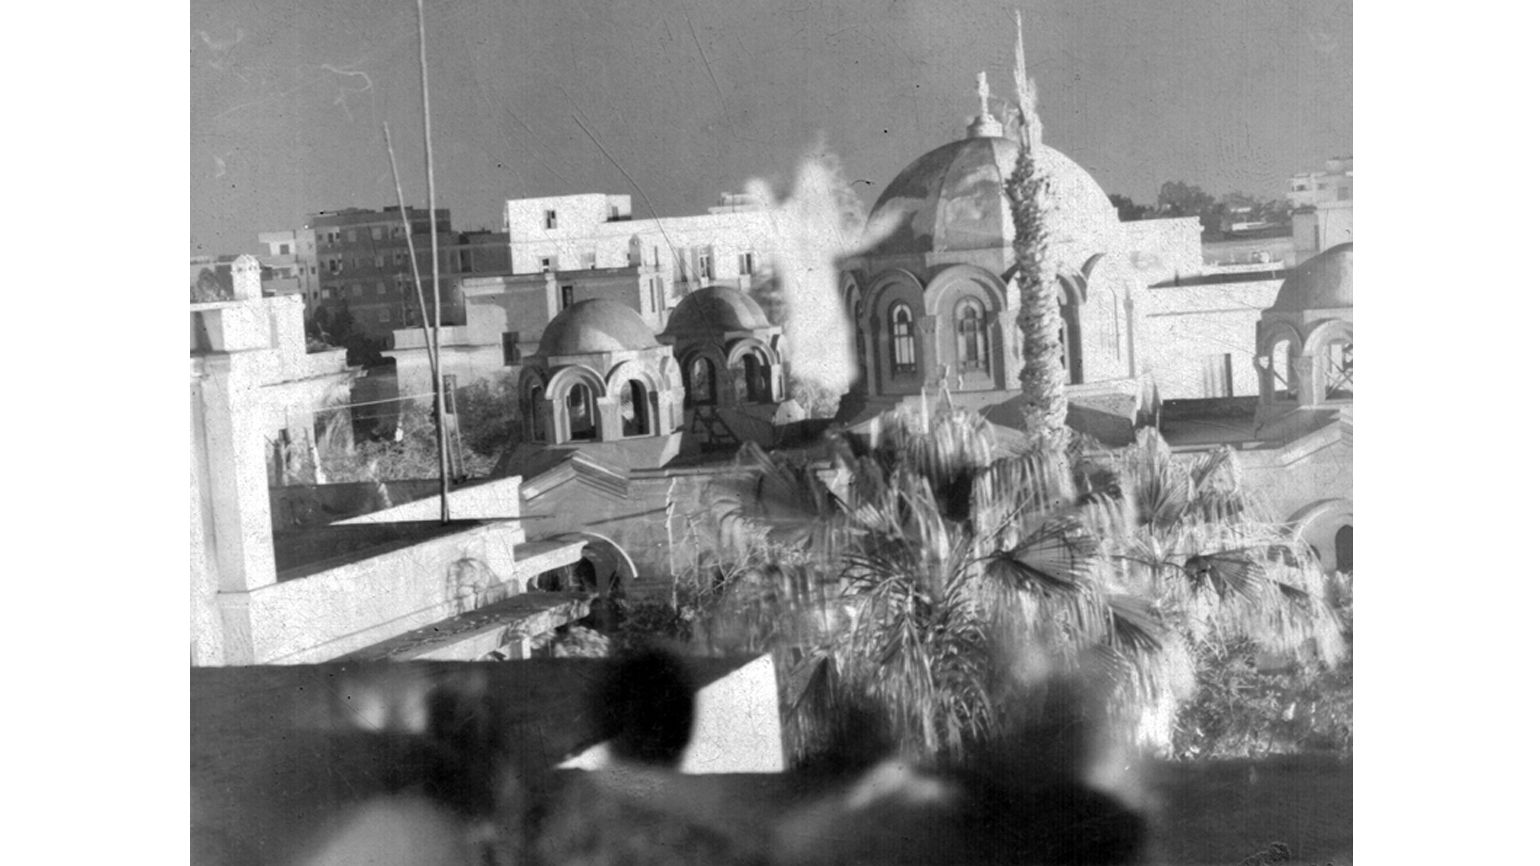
[190,0,1351,256]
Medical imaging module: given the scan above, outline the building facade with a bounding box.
[504,192,779,326]
[256,228,320,305]
[1286,156,1353,210]
[308,206,460,341]
[387,193,787,400]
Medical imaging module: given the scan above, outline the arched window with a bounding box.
[619,380,649,437]
[737,351,772,403]
[891,303,916,374]
[1057,281,1084,385]
[1324,338,1353,400]
[566,383,596,441]
[527,385,546,442]
[955,299,987,372]
[687,356,716,407]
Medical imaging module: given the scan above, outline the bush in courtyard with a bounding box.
[455,372,520,457]
[1173,573,1352,759]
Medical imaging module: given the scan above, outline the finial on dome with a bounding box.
[967,70,1004,138]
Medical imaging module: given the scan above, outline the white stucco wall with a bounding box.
[560,653,785,774]
[237,520,528,664]
[1140,276,1283,399]
[505,193,777,303]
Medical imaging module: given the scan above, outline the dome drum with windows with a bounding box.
[840,74,1147,413]
[517,300,684,458]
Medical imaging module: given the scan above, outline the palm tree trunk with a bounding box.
[1005,16,1069,454]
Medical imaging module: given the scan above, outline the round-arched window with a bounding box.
[955,299,987,372]
[567,383,596,441]
[688,356,716,407]
[620,380,649,437]
[891,303,916,374]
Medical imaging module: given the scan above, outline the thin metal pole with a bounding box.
[381,123,437,384]
[415,0,451,523]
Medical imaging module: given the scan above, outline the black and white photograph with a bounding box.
[184,2,1362,863]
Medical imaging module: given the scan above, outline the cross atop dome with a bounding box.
[967,70,1004,139]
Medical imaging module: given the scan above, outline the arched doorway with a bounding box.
[1334,525,1353,573]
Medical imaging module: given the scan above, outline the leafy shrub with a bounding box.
[1172,574,1352,759]
[455,372,519,457]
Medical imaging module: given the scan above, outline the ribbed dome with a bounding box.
[1268,243,1353,312]
[537,299,660,356]
[662,286,771,337]
[864,136,1122,260]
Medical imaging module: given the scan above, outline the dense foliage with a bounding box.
[319,375,518,483]
[688,407,1345,765]
[1173,574,1352,759]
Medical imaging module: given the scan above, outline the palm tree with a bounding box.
[1003,13,1069,453]
[697,405,1343,763]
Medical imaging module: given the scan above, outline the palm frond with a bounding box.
[1182,550,1266,600]
[1106,593,1166,656]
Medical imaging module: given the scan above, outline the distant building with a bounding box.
[1286,156,1353,209]
[385,193,783,401]
[1292,199,1353,258]
[1160,243,1353,572]
[192,246,318,304]
[308,206,460,341]
[504,192,778,328]
[256,228,319,304]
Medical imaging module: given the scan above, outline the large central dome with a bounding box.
[864,135,1123,264]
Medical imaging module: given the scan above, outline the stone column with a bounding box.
[595,396,619,441]
[1294,353,1321,406]
[918,314,938,386]
[1253,355,1274,404]
[197,354,280,594]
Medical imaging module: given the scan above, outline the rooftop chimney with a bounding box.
[231,254,262,300]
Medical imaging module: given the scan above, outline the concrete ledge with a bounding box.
[512,540,591,581]
[340,591,594,662]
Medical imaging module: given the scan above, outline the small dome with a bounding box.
[537,299,660,356]
[663,286,772,337]
[1269,243,1353,313]
[864,135,1122,262]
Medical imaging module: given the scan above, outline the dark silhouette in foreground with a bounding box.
[194,647,1148,865]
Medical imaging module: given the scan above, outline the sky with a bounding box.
[190,0,1351,256]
